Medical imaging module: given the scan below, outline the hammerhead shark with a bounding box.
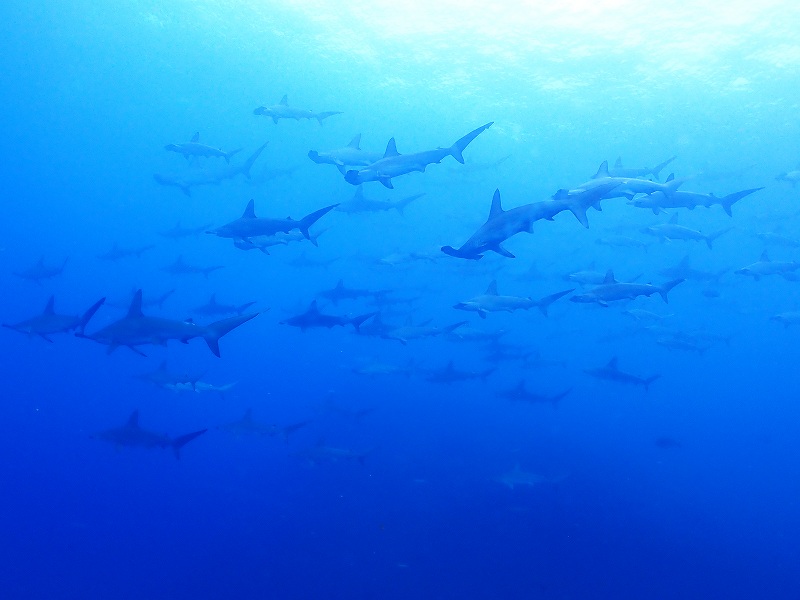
[308,134,383,174]
[153,141,268,196]
[344,122,493,188]
[13,257,68,284]
[280,300,376,332]
[336,186,424,215]
[3,296,105,342]
[164,132,241,163]
[441,184,618,260]
[570,271,684,306]
[207,199,338,244]
[630,186,764,216]
[77,289,259,357]
[584,357,661,391]
[91,410,207,459]
[217,408,312,442]
[253,95,342,125]
[97,243,154,261]
[594,155,678,180]
[191,294,256,317]
[453,280,573,318]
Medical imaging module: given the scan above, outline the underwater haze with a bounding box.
[3,1,800,598]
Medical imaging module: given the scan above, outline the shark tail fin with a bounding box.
[651,155,677,181]
[77,297,106,335]
[659,279,684,303]
[171,429,207,459]
[644,375,661,392]
[350,312,377,332]
[203,313,259,357]
[224,148,243,164]
[299,204,338,240]
[706,227,732,249]
[316,111,343,125]
[240,142,269,179]
[449,122,493,164]
[235,301,257,315]
[537,289,574,316]
[395,193,424,215]
[720,187,763,217]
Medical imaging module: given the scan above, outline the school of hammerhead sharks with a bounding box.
[7,93,798,473]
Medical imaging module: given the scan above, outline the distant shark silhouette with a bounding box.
[91,410,206,459]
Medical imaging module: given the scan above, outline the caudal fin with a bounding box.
[706,227,733,249]
[203,313,259,357]
[720,187,763,217]
[644,375,661,392]
[224,148,243,164]
[77,297,106,334]
[350,312,378,332]
[299,204,338,240]
[651,155,677,180]
[658,279,684,303]
[537,289,574,316]
[240,142,269,179]
[316,111,343,125]
[450,122,493,164]
[171,429,208,459]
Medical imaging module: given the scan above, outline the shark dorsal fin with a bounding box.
[335,279,344,290]
[43,295,55,315]
[669,213,678,224]
[190,132,200,143]
[308,300,320,313]
[353,185,364,200]
[347,134,361,149]
[666,173,675,182]
[209,293,217,304]
[127,410,140,428]
[242,200,256,219]
[614,157,623,168]
[383,138,399,158]
[488,189,504,220]
[760,250,770,262]
[127,290,144,318]
[593,160,610,178]
[279,95,288,106]
[243,408,253,421]
[485,280,498,295]
[603,270,615,284]
[606,357,619,370]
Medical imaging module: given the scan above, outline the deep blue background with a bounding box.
[2,1,800,598]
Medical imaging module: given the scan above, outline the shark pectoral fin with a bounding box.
[106,344,118,355]
[379,177,394,189]
[478,310,487,319]
[336,164,346,175]
[492,244,515,258]
[272,117,278,124]
[38,334,54,343]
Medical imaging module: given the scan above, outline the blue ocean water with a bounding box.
[2,1,800,597]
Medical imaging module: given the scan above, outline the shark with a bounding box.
[162,255,224,278]
[217,408,312,442]
[595,235,650,252]
[775,169,800,186]
[495,464,561,490]
[153,141,268,196]
[658,256,724,282]
[496,380,571,407]
[3,295,105,342]
[735,251,800,280]
[570,270,684,306]
[97,243,155,261]
[629,186,763,216]
[453,280,573,318]
[207,199,338,244]
[135,360,203,391]
[308,134,383,173]
[159,222,213,240]
[164,132,240,163]
[191,294,256,318]
[351,359,415,378]
[381,319,467,345]
[441,184,618,260]
[641,214,732,249]
[754,232,800,249]
[424,360,495,383]
[293,442,371,466]
[770,311,800,328]
[77,289,259,357]
[344,122,494,188]
[594,155,678,180]
[584,357,660,391]
[164,380,238,398]
[317,279,388,305]
[253,95,342,125]
[622,309,673,322]
[656,335,710,354]
[91,410,207,459]
[107,289,175,311]
[13,257,68,284]
[558,163,683,202]
[336,186,424,215]
[232,228,326,254]
[280,300,375,332]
